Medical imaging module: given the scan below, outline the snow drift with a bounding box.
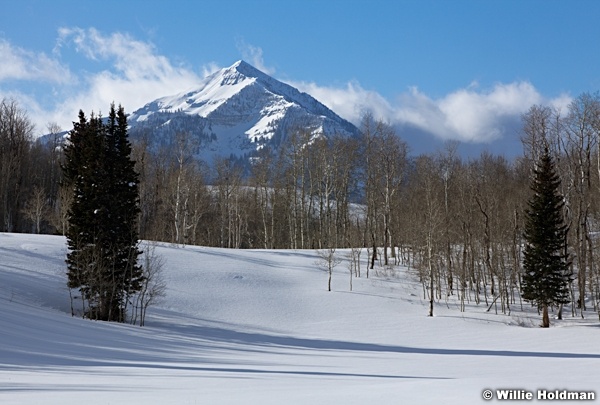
[1,232,598,404]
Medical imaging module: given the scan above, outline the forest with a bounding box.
[1,93,600,320]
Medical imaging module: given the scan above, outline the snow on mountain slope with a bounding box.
[128,61,359,164]
[1,232,599,405]
[134,61,258,120]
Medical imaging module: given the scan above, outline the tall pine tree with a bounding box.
[522,148,572,328]
[63,104,142,322]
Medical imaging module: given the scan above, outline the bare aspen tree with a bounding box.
[215,158,244,248]
[521,105,553,163]
[50,185,73,236]
[171,132,198,245]
[453,161,474,311]
[308,137,336,249]
[22,185,49,233]
[44,122,64,200]
[561,94,600,314]
[437,141,460,295]
[316,247,342,292]
[132,241,166,327]
[281,128,313,249]
[360,113,381,268]
[376,124,407,266]
[360,114,407,267]
[331,135,359,248]
[346,250,356,291]
[418,156,444,317]
[306,134,358,250]
[250,149,276,248]
[473,153,498,305]
[186,167,210,246]
[0,99,34,232]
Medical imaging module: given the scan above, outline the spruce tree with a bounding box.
[522,148,572,327]
[63,104,142,322]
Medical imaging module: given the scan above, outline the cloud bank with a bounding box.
[0,39,73,84]
[293,80,571,144]
[0,28,571,145]
[0,28,205,132]
[235,40,275,76]
[51,28,203,128]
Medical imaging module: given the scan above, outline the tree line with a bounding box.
[1,93,599,323]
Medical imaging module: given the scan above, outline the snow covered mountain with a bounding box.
[128,60,359,164]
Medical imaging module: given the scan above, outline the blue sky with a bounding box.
[1,0,598,155]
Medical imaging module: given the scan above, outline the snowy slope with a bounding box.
[1,232,599,405]
[127,61,359,164]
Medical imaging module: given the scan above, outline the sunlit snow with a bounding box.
[1,233,598,404]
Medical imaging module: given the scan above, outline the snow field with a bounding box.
[1,233,599,404]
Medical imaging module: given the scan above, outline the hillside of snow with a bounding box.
[1,232,599,404]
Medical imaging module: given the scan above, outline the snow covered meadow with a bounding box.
[1,232,598,404]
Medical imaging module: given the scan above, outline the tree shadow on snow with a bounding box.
[159,318,600,360]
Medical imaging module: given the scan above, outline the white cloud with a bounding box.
[235,39,275,75]
[0,28,211,134]
[200,62,221,78]
[294,78,572,144]
[404,82,570,142]
[0,38,73,83]
[291,80,394,125]
[50,28,202,126]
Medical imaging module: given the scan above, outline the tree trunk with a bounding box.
[541,304,550,328]
[370,242,376,270]
[428,241,434,317]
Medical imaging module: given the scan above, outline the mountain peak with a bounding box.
[231,59,251,70]
[128,61,359,165]
[230,60,263,76]
[218,60,272,88]
[214,61,254,87]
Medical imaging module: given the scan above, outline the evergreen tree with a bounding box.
[522,148,572,328]
[63,104,142,322]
